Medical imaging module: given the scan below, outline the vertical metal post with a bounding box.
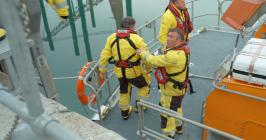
[182,121,190,140]
[89,0,96,27]
[138,102,145,138]
[139,30,142,37]
[77,0,92,61]
[4,57,19,90]
[0,0,44,117]
[66,0,80,56]
[95,91,103,123]
[153,21,157,40]
[95,67,103,123]
[126,0,132,17]
[217,0,222,30]
[191,1,194,24]
[106,73,112,97]
[207,130,215,140]
[39,0,55,50]
[26,0,58,99]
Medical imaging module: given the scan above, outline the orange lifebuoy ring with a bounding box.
[76,62,104,105]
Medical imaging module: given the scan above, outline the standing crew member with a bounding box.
[159,0,193,45]
[137,29,194,138]
[46,0,69,19]
[0,27,7,72]
[0,27,6,41]
[99,17,151,120]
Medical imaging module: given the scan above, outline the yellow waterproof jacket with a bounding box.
[159,9,177,45]
[0,28,6,41]
[159,4,194,45]
[140,49,187,96]
[99,33,151,79]
[46,0,69,19]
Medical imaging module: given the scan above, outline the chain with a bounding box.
[16,0,34,47]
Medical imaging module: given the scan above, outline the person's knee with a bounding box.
[177,107,183,115]
[119,93,131,105]
[138,86,150,97]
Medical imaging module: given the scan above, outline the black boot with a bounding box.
[167,135,175,139]
[121,106,132,120]
[175,125,183,134]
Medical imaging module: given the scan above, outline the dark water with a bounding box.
[42,0,231,116]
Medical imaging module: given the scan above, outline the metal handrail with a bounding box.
[212,48,266,103]
[46,0,228,40]
[81,38,161,121]
[136,0,234,48]
[46,0,233,42]
[81,0,234,121]
[136,14,162,31]
[0,0,84,139]
[212,77,266,103]
[0,89,83,140]
[137,100,242,140]
[144,0,231,28]
[82,61,120,122]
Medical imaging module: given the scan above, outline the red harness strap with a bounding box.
[154,67,168,84]
[167,3,193,41]
[116,29,137,38]
[154,43,195,94]
[113,29,139,69]
[154,43,189,84]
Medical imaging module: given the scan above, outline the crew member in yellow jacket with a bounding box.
[159,0,193,45]
[0,27,6,41]
[137,28,192,138]
[99,17,151,120]
[0,27,6,72]
[46,0,69,19]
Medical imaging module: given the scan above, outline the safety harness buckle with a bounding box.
[154,68,168,84]
[116,60,132,68]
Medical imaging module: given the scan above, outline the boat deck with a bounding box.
[100,30,245,140]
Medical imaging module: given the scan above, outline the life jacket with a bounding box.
[108,29,140,77]
[154,43,195,94]
[166,3,193,42]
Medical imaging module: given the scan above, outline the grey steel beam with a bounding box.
[26,0,58,98]
[0,0,44,117]
[4,57,19,91]
[0,88,83,140]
